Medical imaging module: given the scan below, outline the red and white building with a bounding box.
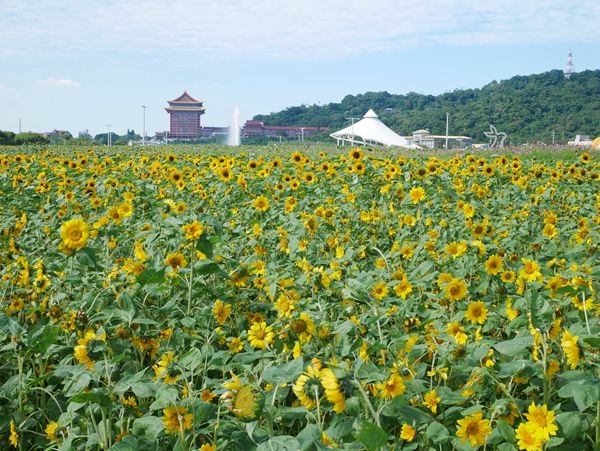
[165,91,206,139]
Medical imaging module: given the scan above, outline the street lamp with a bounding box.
[142,105,146,146]
[105,124,112,146]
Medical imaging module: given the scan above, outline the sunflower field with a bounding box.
[0,145,598,451]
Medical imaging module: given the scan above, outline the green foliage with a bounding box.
[255,69,600,144]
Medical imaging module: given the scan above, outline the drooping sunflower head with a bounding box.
[230,384,264,422]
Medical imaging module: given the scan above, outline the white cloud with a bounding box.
[1,0,599,61]
[36,78,81,88]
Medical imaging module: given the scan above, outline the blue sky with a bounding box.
[1,0,599,136]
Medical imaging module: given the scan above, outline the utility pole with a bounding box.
[445,112,449,149]
[106,125,112,146]
[18,118,21,134]
[300,127,305,143]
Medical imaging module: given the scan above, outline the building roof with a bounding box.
[168,91,202,104]
[330,109,418,149]
[165,106,206,112]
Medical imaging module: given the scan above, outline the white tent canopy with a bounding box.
[330,109,419,149]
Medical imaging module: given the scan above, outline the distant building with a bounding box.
[568,134,592,146]
[242,120,329,138]
[410,129,473,149]
[165,91,206,139]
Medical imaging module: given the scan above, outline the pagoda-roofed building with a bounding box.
[165,91,206,139]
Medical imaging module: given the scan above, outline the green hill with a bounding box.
[253,69,600,145]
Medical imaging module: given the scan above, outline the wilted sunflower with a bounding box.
[212,300,232,325]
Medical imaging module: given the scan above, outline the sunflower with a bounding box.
[378,372,405,400]
[212,300,232,325]
[164,252,187,271]
[455,411,491,447]
[45,421,61,442]
[561,330,580,369]
[252,195,270,212]
[152,351,180,384]
[393,277,413,300]
[182,220,204,240]
[247,321,275,349]
[320,368,345,413]
[444,278,468,302]
[465,301,489,325]
[162,406,193,434]
[290,312,316,343]
[515,421,544,451]
[219,166,234,182]
[274,294,295,318]
[292,364,322,409]
[400,423,416,442]
[348,148,364,161]
[422,389,441,413]
[519,258,542,282]
[371,281,389,301]
[484,254,504,275]
[409,186,426,204]
[446,321,468,344]
[60,218,89,251]
[524,402,558,441]
[9,420,18,447]
[74,329,107,369]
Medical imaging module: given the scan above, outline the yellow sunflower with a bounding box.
[455,411,491,447]
[162,406,193,434]
[60,218,90,251]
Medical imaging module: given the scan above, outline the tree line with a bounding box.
[0,130,141,146]
[253,69,600,145]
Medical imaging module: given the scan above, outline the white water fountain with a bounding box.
[227,105,240,146]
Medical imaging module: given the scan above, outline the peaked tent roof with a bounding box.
[168,91,202,104]
[330,109,418,148]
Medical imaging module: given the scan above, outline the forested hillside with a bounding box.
[254,70,600,144]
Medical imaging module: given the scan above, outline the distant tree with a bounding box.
[254,69,600,145]
[14,133,49,144]
[0,130,16,145]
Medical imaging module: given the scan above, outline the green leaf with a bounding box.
[296,423,321,451]
[380,397,433,424]
[149,385,179,410]
[195,261,226,276]
[136,266,165,285]
[108,435,138,450]
[76,247,101,269]
[354,420,390,451]
[195,236,213,258]
[583,337,600,348]
[556,412,589,440]
[493,336,533,356]
[557,379,600,412]
[132,416,164,441]
[527,289,553,331]
[261,357,303,386]
[256,436,300,451]
[426,422,451,444]
[27,324,60,355]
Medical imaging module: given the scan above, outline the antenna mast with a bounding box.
[564,50,574,79]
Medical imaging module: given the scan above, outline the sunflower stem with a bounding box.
[355,380,380,426]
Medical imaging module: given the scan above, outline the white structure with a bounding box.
[564,50,575,80]
[330,109,419,148]
[568,135,592,146]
